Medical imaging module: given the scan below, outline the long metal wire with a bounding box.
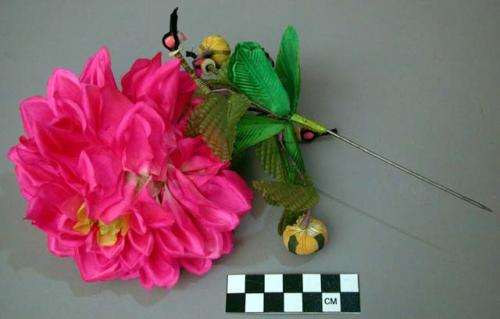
[326,129,493,212]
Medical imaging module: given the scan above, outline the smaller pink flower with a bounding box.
[8,48,253,289]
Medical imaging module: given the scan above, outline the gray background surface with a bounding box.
[1,0,499,318]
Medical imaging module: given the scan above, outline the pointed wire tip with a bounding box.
[482,206,494,213]
[325,129,494,213]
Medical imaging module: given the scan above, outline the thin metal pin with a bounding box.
[326,129,493,213]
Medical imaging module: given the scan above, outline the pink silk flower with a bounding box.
[7,48,253,289]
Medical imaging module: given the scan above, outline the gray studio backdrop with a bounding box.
[1,1,499,318]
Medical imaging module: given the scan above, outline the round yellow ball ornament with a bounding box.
[196,34,231,67]
[282,214,328,255]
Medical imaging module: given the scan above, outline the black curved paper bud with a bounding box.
[161,8,180,52]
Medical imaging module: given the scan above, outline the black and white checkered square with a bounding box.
[226,273,360,313]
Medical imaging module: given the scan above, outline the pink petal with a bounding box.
[7,140,59,199]
[180,258,212,275]
[120,241,146,271]
[86,177,135,221]
[19,96,53,138]
[25,183,76,235]
[121,53,162,102]
[139,248,180,289]
[75,245,121,281]
[79,47,117,88]
[98,236,126,259]
[221,231,235,255]
[48,235,75,257]
[200,170,253,217]
[46,69,82,110]
[128,212,147,235]
[115,104,156,174]
[77,151,97,191]
[31,119,88,160]
[168,168,240,232]
[128,231,153,256]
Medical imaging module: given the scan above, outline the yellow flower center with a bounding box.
[72,204,129,247]
[73,204,95,234]
[96,216,129,247]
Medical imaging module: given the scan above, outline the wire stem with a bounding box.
[325,129,493,213]
[172,50,211,95]
[300,210,312,228]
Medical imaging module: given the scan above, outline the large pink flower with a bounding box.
[7,48,253,289]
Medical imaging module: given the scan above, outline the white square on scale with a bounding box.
[284,293,303,312]
[245,293,264,312]
[264,274,283,292]
[340,274,359,292]
[322,293,341,312]
[302,273,321,292]
[227,274,245,293]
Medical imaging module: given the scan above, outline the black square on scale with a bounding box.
[245,274,264,293]
[283,274,302,292]
[341,292,361,312]
[321,274,340,292]
[264,293,284,312]
[303,292,322,312]
[226,293,245,312]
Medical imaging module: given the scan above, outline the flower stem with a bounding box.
[300,210,312,229]
[277,131,306,182]
[172,50,211,95]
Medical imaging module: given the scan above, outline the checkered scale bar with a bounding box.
[226,273,360,313]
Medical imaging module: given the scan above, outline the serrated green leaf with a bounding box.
[278,209,305,235]
[228,42,291,116]
[276,26,301,113]
[187,93,251,160]
[234,114,286,154]
[281,124,305,182]
[206,62,235,89]
[254,137,288,181]
[216,61,230,83]
[253,180,319,212]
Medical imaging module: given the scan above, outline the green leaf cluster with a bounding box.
[186,92,251,161]
[253,179,319,234]
[253,180,319,213]
[227,26,320,232]
[187,26,320,234]
[233,115,286,154]
[228,42,290,116]
[275,26,301,113]
[206,62,235,90]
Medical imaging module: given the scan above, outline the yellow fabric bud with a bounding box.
[197,34,231,66]
[282,215,328,255]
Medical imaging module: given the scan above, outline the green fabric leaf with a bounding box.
[187,93,251,161]
[275,26,301,113]
[278,209,305,235]
[207,62,235,89]
[281,124,305,181]
[216,61,230,82]
[254,137,288,181]
[234,114,286,154]
[228,42,291,116]
[253,180,319,212]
